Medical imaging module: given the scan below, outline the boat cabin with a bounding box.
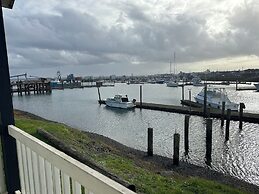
[114,95,129,102]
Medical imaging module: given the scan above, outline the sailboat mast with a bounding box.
[174,52,176,75]
[170,59,172,74]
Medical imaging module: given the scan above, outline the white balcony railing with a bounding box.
[8,125,136,194]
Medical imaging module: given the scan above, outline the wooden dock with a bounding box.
[99,100,259,124]
[236,87,257,91]
[11,80,52,96]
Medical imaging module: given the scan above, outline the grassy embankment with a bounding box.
[14,111,248,194]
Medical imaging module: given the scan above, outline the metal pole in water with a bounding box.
[207,107,210,118]
[206,118,212,165]
[221,101,225,127]
[147,128,153,156]
[173,133,180,166]
[184,115,190,155]
[140,85,143,107]
[239,103,245,130]
[97,87,101,104]
[203,83,207,117]
[181,85,184,101]
[188,89,192,112]
[225,109,231,141]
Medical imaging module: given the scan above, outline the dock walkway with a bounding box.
[99,100,259,124]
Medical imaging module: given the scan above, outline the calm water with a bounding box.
[13,83,259,185]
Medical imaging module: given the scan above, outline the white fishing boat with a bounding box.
[194,87,239,111]
[105,95,136,109]
[254,83,259,91]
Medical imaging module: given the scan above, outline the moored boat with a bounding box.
[194,87,239,111]
[50,80,63,89]
[166,79,178,87]
[192,77,203,86]
[105,95,136,109]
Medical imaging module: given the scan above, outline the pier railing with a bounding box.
[8,125,135,194]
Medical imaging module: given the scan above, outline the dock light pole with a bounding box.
[0,1,21,193]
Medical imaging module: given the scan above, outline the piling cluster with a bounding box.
[146,101,245,166]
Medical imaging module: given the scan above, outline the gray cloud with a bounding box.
[3,0,259,76]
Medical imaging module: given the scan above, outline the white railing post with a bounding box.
[8,125,136,194]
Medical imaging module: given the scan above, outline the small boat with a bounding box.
[105,95,136,109]
[147,79,156,84]
[254,83,259,91]
[50,80,63,89]
[192,77,203,86]
[194,87,239,111]
[166,79,178,87]
[156,79,165,84]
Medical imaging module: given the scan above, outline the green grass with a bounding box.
[14,112,249,194]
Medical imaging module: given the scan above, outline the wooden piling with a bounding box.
[184,115,190,155]
[42,83,45,94]
[147,127,153,156]
[221,101,225,127]
[18,82,22,96]
[239,103,245,129]
[97,87,101,104]
[206,118,212,165]
[24,83,26,95]
[27,84,30,95]
[207,107,210,118]
[225,109,231,141]
[36,83,39,94]
[188,89,192,112]
[140,85,143,107]
[203,84,207,117]
[181,85,184,101]
[173,133,180,165]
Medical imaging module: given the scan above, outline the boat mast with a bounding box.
[169,58,172,74]
[174,51,176,75]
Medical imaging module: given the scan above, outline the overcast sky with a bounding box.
[3,0,259,77]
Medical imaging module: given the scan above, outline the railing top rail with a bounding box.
[8,125,135,194]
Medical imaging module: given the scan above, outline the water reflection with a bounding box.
[12,83,259,186]
[104,106,136,115]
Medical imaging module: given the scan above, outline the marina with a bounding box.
[1,0,259,192]
[12,83,259,186]
[99,100,259,123]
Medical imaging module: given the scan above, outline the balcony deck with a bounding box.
[1,125,135,194]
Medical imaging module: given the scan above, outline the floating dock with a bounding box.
[99,100,259,124]
[236,87,257,91]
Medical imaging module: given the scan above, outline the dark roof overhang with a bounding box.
[1,0,15,9]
